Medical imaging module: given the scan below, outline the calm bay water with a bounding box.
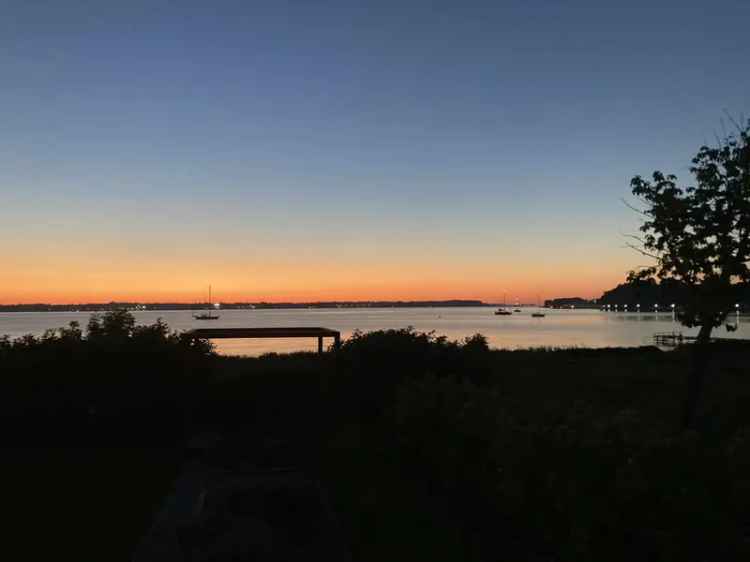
[0,307,746,356]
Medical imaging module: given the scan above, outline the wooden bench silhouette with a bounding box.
[189,327,341,353]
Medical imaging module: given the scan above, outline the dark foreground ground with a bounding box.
[4,325,750,561]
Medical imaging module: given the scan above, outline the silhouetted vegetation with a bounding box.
[0,310,214,445]
[626,118,750,332]
[625,118,750,428]
[202,330,750,562]
[4,315,750,560]
[600,278,750,309]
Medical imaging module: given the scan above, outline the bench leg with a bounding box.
[318,336,323,354]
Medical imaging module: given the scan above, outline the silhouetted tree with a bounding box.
[87,308,135,341]
[627,117,750,428]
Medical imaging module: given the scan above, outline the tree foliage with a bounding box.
[628,118,750,335]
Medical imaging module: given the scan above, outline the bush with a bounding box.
[0,310,215,445]
[334,328,493,421]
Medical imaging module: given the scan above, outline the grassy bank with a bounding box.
[3,313,750,560]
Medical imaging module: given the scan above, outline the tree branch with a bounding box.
[624,242,660,260]
[621,233,646,244]
[723,109,745,136]
[619,197,650,217]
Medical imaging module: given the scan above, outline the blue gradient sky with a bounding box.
[1,0,749,303]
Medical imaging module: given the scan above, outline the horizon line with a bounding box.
[0,297,595,307]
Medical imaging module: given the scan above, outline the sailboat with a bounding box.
[194,285,220,320]
[495,293,513,315]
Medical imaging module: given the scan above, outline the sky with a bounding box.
[1,0,749,304]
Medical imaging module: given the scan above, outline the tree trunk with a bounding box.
[681,323,713,430]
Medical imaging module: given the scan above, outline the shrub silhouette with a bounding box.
[0,309,214,445]
[334,328,492,420]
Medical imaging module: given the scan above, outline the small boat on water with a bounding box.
[495,294,513,315]
[194,285,220,320]
[194,312,220,320]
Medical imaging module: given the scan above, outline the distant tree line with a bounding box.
[544,297,599,308]
[599,279,750,309]
[0,300,488,312]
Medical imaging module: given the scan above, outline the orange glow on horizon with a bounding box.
[0,264,626,305]
[0,239,635,305]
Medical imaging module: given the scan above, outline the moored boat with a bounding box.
[194,285,220,320]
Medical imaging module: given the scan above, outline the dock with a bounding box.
[653,332,750,347]
[189,327,341,353]
[653,332,688,347]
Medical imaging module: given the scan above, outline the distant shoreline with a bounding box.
[0,300,499,313]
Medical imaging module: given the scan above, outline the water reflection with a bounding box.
[0,308,746,356]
